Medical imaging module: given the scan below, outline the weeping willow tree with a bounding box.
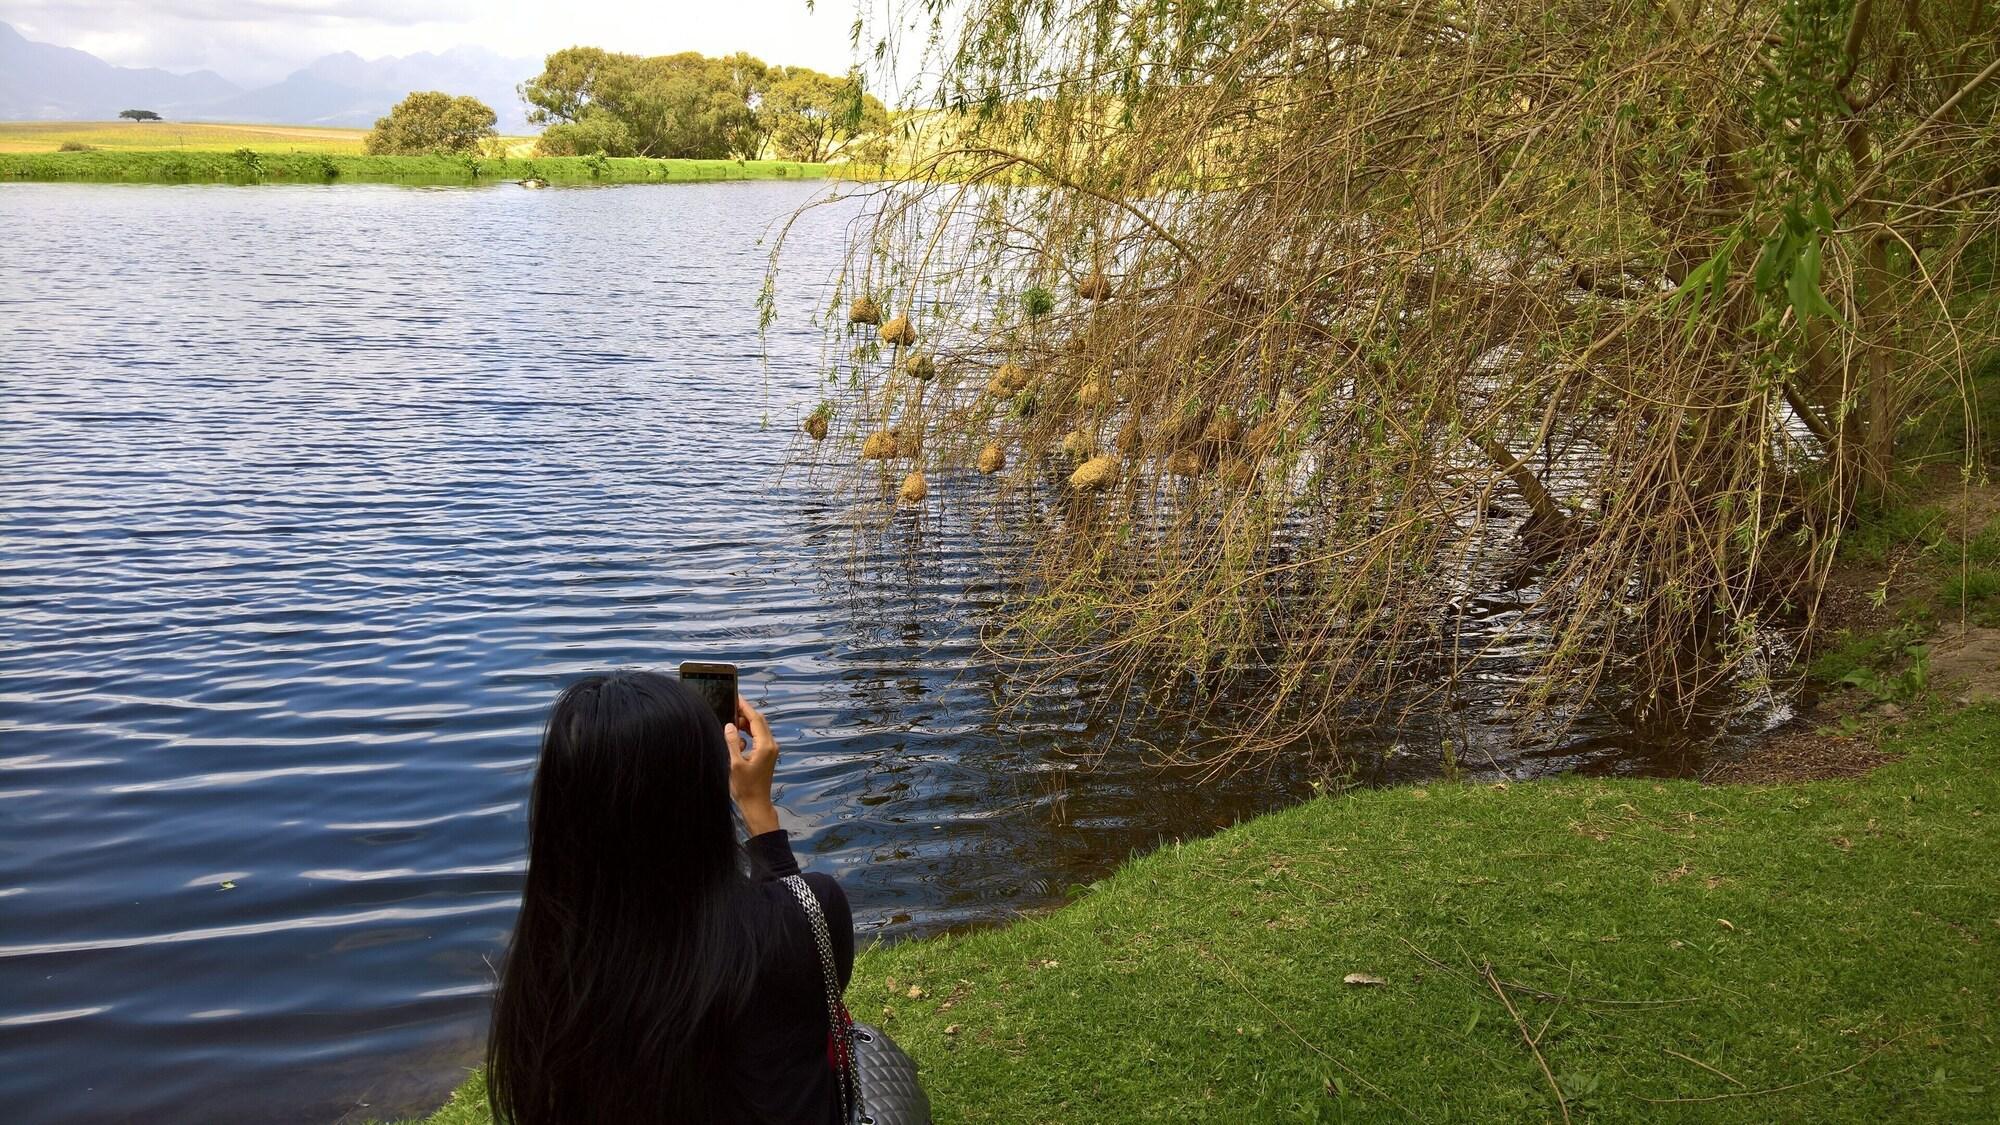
[783,0,1999,766]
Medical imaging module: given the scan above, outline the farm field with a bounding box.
[0,120,537,155]
[0,149,830,184]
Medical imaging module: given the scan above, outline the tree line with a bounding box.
[362,47,890,162]
[523,47,887,162]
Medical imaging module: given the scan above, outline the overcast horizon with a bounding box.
[0,0,873,88]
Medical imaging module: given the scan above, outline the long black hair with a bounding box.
[487,670,759,1124]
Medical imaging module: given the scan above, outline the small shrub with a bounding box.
[1839,504,1946,566]
[58,141,96,152]
[231,148,264,179]
[1837,644,1930,703]
[583,151,610,178]
[1940,568,2000,608]
[1970,518,2000,566]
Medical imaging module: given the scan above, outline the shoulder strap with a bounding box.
[781,874,858,1122]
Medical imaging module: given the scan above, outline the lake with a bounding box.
[0,181,1770,1123]
[0,181,1315,1122]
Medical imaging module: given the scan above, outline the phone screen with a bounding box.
[678,663,738,727]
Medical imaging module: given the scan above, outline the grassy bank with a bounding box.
[0,150,829,185]
[414,703,1999,1123]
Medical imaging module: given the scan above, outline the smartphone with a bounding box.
[678,661,739,727]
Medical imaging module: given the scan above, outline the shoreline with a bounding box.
[408,697,1999,1123]
[408,469,2000,1119]
[0,151,834,186]
[408,483,2000,1121]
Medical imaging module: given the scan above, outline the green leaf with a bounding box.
[1671,238,1735,340]
[1787,237,1841,325]
[1754,229,1788,293]
[1670,257,1715,307]
[1706,231,1738,305]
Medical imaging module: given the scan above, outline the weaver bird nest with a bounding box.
[802,402,832,442]
[1067,456,1116,492]
[859,430,897,461]
[985,363,1031,400]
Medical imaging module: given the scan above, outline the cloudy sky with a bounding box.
[2,0,875,86]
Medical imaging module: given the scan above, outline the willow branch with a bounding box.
[952,145,1200,263]
[1839,53,2000,218]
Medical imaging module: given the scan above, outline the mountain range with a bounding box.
[0,21,539,132]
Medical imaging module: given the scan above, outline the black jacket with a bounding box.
[726,830,854,1124]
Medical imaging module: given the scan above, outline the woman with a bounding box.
[486,670,853,1124]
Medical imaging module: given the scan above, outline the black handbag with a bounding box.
[781,875,933,1125]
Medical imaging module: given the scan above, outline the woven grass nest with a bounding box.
[977,442,1006,474]
[860,430,897,460]
[1077,273,1112,301]
[1077,380,1109,408]
[803,414,829,441]
[899,470,928,504]
[1061,430,1095,459]
[879,316,917,347]
[848,296,882,325]
[1068,456,1117,492]
[985,363,1031,400]
[902,353,936,381]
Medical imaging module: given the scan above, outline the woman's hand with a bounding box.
[724,694,781,837]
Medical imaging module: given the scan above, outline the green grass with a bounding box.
[414,1070,489,1125]
[412,704,2000,1123]
[1835,502,1953,568]
[0,150,830,185]
[1810,499,2000,688]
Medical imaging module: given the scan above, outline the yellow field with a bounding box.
[0,120,537,155]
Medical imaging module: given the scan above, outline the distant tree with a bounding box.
[522,47,765,159]
[519,46,615,126]
[534,106,636,156]
[761,69,889,163]
[718,52,773,158]
[363,92,497,156]
[118,109,161,122]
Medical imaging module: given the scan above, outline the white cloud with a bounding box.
[2,0,867,87]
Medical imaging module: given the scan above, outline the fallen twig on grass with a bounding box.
[1482,960,1572,1125]
[1200,947,1417,1118]
[1662,1046,1745,1087]
[1638,1031,1920,1104]
[1397,936,1697,1009]
[1531,964,1577,1050]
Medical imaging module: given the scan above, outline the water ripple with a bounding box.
[0,180,1740,1125]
